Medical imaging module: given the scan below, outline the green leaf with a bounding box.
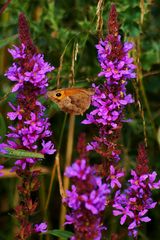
[0,34,18,49]
[0,113,6,140]
[0,148,44,159]
[47,229,73,239]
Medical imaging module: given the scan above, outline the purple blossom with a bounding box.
[148,171,160,189]
[5,45,54,93]
[8,44,26,59]
[81,177,109,214]
[63,159,109,240]
[1,14,56,239]
[96,39,136,83]
[4,43,56,170]
[113,205,134,225]
[128,170,148,190]
[113,168,160,237]
[128,210,151,230]
[64,185,80,210]
[7,103,23,120]
[41,140,56,155]
[35,222,47,233]
[15,158,36,170]
[83,37,136,129]
[66,214,106,240]
[64,159,92,180]
[106,165,124,189]
[82,33,136,164]
[5,63,24,92]
[23,54,55,90]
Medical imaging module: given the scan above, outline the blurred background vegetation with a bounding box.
[0,0,160,239]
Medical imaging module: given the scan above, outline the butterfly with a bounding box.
[47,88,94,115]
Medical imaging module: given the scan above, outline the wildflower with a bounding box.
[82,4,135,168]
[113,144,160,237]
[113,205,134,225]
[5,42,55,170]
[106,165,124,189]
[128,210,151,230]
[3,13,56,239]
[7,103,23,120]
[64,159,109,240]
[35,222,47,233]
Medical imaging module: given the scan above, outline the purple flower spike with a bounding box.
[1,13,56,239]
[4,43,56,170]
[113,166,159,236]
[82,6,136,163]
[64,159,109,240]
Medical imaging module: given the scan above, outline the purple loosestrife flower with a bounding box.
[106,165,124,189]
[63,159,110,240]
[35,222,47,233]
[113,144,160,238]
[82,5,135,174]
[2,13,56,240]
[113,205,134,225]
[128,210,151,230]
[5,43,55,170]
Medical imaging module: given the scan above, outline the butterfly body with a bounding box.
[47,88,94,115]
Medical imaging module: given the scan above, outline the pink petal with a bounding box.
[113,210,122,216]
[128,220,136,230]
[120,215,127,225]
[141,217,151,223]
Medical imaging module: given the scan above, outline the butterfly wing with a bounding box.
[69,92,91,115]
[47,88,94,115]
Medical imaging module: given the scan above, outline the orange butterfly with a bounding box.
[47,88,94,115]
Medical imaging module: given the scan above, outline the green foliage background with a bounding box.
[0,0,160,239]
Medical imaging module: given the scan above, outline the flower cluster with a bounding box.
[113,170,160,238]
[82,5,136,166]
[5,43,55,170]
[63,159,110,240]
[113,145,160,238]
[6,44,53,93]
[3,13,56,239]
[83,39,135,127]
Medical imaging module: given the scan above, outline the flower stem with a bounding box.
[60,114,75,228]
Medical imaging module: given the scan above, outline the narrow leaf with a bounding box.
[47,229,73,239]
[0,148,44,159]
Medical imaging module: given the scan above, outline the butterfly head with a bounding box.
[47,89,65,102]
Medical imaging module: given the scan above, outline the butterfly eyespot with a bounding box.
[56,93,62,97]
